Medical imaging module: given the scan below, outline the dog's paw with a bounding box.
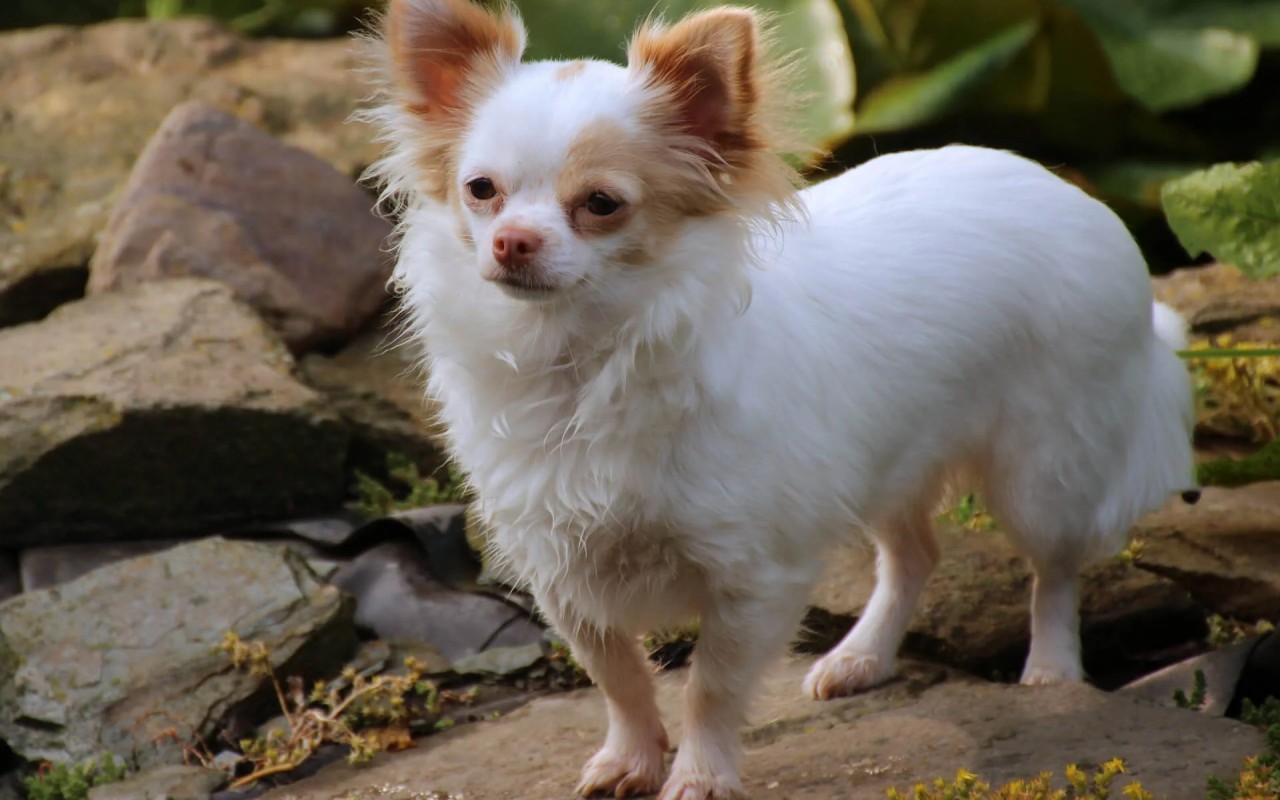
[577,745,667,798]
[803,652,894,699]
[1019,661,1084,686]
[656,773,745,800]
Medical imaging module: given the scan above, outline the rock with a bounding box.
[808,526,1202,682]
[1133,484,1280,621]
[300,322,446,478]
[0,279,350,546]
[1153,262,1280,343]
[1117,639,1257,715]
[87,764,226,800]
[255,658,1266,800]
[0,19,383,329]
[0,538,356,768]
[88,102,391,355]
[330,539,543,663]
[18,540,184,592]
[450,644,545,677]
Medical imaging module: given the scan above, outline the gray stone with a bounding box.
[88,102,392,355]
[330,539,542,663]
[1118,639,1257,715]
[0,279,349,546]
[0,538,356,768]
[19,540,184,592]
[451,644,545,677]
[88,764,226,800]
[256,658,1266,800]
[0,19,383,328]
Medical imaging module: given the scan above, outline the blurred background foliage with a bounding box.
[3,0,1277,274]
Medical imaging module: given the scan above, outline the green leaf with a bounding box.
[512,0,855,157]
[854,20,1037,134]
[1057,0,1261,111]
[1161,161,1280,278]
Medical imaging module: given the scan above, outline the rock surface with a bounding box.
[808,526,1201,681]
[0,538,356,768]
[87,764,226,800]
[1132,483,1280,621]
[257,658,1266,800]
[331,539,543,663]
[1153,262,1280,343]
[0,19,381,328]
[300,322,445,477]
[89,102,391,354]
[0,279,349,546]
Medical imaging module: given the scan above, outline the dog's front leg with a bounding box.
[549,616,669,798]
[660,588,810,800]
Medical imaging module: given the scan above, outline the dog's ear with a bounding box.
[386,0,526,121]
[627,8,763,159]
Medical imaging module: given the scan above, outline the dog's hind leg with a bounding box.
[803,507,940,699]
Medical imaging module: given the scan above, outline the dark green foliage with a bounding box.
[22,755,128,800]
[1173,668,1209,710]
[353,453,469,518]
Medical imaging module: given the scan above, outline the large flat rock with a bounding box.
[258,658,1265,800]
[0,19,382,327]
[0,278,349,545]
[0,538,356,768]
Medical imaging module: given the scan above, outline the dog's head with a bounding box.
[378,0,800,302]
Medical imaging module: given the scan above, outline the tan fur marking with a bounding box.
[385,0,525,201]
[626,7,803,217]
[554,60,590,82]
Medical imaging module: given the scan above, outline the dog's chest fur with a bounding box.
[425,307,714,633]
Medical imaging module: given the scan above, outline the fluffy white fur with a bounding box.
[370,3,1197,798]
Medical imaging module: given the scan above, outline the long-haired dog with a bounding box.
[365,1,1196,797]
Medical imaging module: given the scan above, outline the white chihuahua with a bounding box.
[367,1,1196,797]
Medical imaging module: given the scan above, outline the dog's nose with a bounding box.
[492,227,543,269]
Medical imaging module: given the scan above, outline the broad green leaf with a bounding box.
[512,0,856,158]
[854,20,1037,134]
[1057,0,1261,111]
[1161,161,1280,278]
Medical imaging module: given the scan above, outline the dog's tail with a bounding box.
[1152,300,1189,351]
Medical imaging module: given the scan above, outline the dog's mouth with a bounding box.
[492,274,560,299]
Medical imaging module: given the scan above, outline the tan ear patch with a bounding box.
[388,0,525,119]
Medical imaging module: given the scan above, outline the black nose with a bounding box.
[1181,489,1201,505]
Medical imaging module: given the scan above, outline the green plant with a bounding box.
[1162,162,1280,280]
[1206,695,1280,800]
[219,632,442,789]
[886,759,1152,800]
[937,494,996,531]
[353,454,469,518]
[22,754,128,800]
[1206,615,1276,648]
[1173,668,1208,710]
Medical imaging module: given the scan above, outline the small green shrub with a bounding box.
[1173,669,1208,710]
[353,453,468,518]
[23,754,128,800]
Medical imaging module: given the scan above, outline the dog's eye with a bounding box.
[585,192,621,217]
[467,178,497,201]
